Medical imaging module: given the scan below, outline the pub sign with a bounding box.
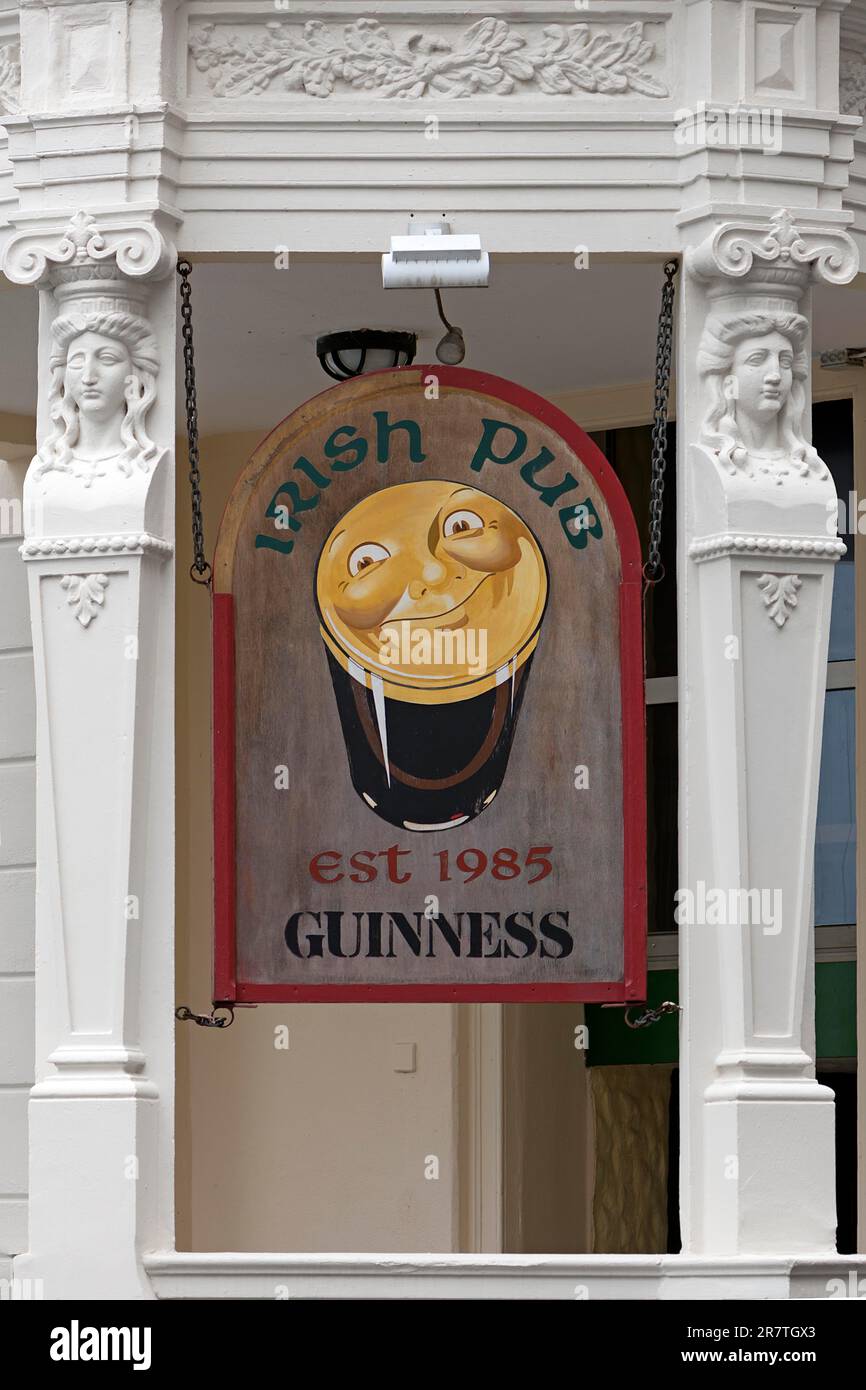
[213,367,646,1002]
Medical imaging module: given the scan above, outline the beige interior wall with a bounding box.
[502,1004,592,1253]
[0,413,35,445]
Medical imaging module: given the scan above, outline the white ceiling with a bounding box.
[1,259,865,435]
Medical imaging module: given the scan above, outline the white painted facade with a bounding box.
[0,0,865,1298]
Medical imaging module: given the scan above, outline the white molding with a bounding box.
[141,1250,866,1300]
[20,533,173,560]
[689,532,845,561]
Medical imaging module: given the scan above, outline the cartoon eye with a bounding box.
[443,509,484,538]
[348,542,390,577]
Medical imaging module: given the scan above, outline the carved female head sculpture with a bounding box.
[697,310,827,482]
[35,310,161,484]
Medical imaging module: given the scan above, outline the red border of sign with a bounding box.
[213,366,646,1004]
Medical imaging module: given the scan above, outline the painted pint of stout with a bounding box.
[315,480,549,831]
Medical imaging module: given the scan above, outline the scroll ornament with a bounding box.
[687,209,858,290]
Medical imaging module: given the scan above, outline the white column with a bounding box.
[677,210,858,1254]
[2,210,176,1298]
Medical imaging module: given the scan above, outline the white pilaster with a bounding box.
[2,209,176,1298]
[677,209,858,1254]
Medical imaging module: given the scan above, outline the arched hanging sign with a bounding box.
[213,367,646,1003]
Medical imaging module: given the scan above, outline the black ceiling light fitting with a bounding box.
[819,347,866,370]
[433,288,466,365]
[316,329,417,381]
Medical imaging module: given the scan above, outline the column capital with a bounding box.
[1,207,176,289]
[686,207,858,298]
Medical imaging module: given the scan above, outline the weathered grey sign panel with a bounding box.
[213,367,645,1001]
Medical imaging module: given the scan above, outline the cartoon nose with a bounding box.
[408,562,448,600]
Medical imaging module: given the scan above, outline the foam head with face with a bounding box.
[316,480,548,689]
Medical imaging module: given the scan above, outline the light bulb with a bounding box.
[436,327,466,365]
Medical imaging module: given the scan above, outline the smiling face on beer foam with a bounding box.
[316,481,548,682]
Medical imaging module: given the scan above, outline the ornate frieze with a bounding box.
[188,16,669,101]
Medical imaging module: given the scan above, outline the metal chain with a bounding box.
[177,259,212,586]
[624,1000,681,1031]
[644,259,679,585]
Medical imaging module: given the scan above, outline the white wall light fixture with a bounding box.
[382,222,490,290]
